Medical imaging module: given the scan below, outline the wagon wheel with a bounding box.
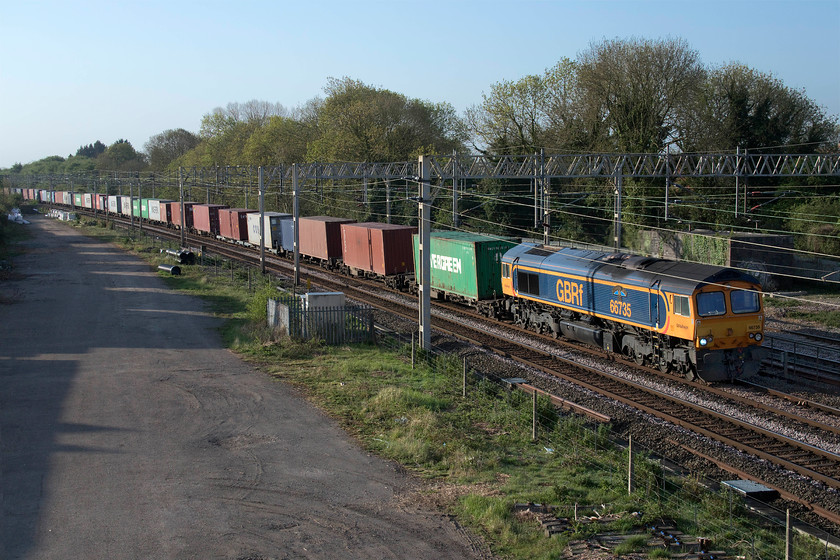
[658,359,671,374]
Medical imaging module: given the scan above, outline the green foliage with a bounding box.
[680,63,840,153]
[76,141,107,158]
[785,196,840,255]
[680,232,729,265]
[97,139,146,171]
[613,534,649,555]
[144,129,200,170]
[246,278,279,322]
[307,77,464,163]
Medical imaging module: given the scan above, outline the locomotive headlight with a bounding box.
[749,333,755,339]
[699,337,709,347]
[754,333,763,342]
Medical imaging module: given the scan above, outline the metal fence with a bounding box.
[267,296,374,345]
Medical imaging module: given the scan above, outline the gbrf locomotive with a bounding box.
[501,243,766,382]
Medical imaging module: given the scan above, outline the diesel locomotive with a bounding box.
[501,243,766,382]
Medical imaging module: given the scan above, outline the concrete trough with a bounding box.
[721,480,779,501]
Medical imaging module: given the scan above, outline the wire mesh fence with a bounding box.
[268,295,374,345]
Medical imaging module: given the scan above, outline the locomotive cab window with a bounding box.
[502,263,511,279]
[731,289,760,314]
[674,295,690,317]
[517,271,540,296]
[697,291,726,316]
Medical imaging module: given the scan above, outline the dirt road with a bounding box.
[0,216,489,559]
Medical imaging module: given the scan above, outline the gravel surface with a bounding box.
[0,217,495,560]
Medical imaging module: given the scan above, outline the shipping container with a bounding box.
[107,195,121,213]
[219,208,256,241]
[148,200,172,223]
[279,218,295,253]
[341,222,415,276]
[246,212,293,250]
[131,198,142,218]
[193,204,228,235]
[120,197,133,216]
[170,202,196,229]
[159,202,177,225]
[95,194,108,211]
[73,193,83,207]
[413,231,517,302]
[298,216,355,262]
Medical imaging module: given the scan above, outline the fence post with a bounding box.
[628,435,634,495]
[411,332,415,369]
[786,509,792,560]
[462,356,467,398]
[532,390,537,441]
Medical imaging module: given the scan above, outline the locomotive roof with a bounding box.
[505,243,760,293]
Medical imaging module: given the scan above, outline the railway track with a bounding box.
[762,332,840,386]
[78,212,840,525]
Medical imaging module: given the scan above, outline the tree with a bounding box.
[96,140,147,171]
[466,73,551,154]
[243,115,315,165]
[307,77,464,162]
[577,37,705,153]
[466,58,605,155]
[144,128,200,170]
[677,63,839,153]
[76,141,106,159]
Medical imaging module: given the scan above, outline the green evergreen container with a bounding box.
[413,231,517,302]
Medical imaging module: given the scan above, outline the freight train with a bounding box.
[18,188,767,382]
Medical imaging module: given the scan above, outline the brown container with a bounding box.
[159,202,175,224]
[341,222,416,276]
[298,216,355,261]
[219,208,256,241]
[192,204,228,235]
[170,202,196,229]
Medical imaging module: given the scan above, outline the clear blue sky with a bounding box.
[1,0,838,168]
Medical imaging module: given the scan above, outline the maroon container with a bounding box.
[170,202,197,229]
[193,204,228,235]
[298,216,355,261]
[341,222,416,276]
[219,208,256,241]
